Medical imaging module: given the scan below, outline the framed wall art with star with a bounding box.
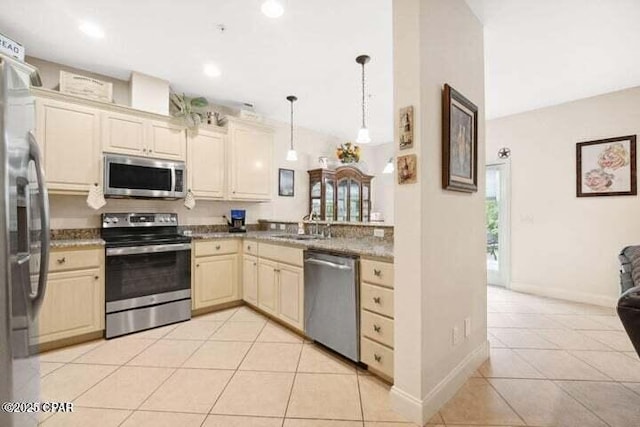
[576,135,637,197]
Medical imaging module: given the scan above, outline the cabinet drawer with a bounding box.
[49,248,101,273]
[258,243,303,267]
[361,259,394,288]
[361,283,394,318]
[243,239,258,256]
[195,239,239,256]
[361,310,394,348]
[361,337,394,378]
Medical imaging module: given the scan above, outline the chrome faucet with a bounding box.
[304,212,321,236]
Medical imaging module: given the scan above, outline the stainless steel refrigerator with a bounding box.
[0,53,50,427]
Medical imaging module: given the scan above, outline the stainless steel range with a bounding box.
[101,213,191,338]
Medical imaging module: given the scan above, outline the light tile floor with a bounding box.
[38,287,640,426]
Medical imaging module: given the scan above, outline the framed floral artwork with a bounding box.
[442,84,478,192]
[576,135,637,197]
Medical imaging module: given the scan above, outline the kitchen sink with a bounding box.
[271,234,326,241]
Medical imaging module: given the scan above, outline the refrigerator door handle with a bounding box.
[27,131,50,315]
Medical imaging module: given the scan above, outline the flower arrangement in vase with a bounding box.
[336,142,361,164]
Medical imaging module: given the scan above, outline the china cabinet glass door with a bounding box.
[337,179,348,221]
[349,180,360,222]
[325,179,335,220]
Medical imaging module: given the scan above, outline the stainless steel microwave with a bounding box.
[104,154,186,199]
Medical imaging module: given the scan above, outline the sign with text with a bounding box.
[0,32,24,61]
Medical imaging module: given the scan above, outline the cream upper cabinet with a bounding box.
[277,264,304,330]
[228,119,274,200]
[35,98,101,194]
[242,255,258,306]
[193,254,239,309]
[148,120,186,160]
[257,258,278,317]
[102,114,186,161]
[187,129,225,199]
[101,111,146,156]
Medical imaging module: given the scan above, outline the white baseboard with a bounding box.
[510,282,618,307]
[390,340,490,426]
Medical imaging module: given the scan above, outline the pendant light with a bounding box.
[286,95,298,161]
[382,157,394,174]
[355,54,371,144]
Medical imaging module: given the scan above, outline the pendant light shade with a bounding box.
[382,157,394,174]
[286,95,298,162]
[356,54,371,144]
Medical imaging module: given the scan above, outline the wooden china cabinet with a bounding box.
[308,166,373,222]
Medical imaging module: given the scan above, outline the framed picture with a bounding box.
[397,154,417,184]
[442,84,478,192]
[576,135,637,197]
[399,106,414,149]
[278,168,295,197]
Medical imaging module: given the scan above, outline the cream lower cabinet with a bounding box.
[242,255,258,306]
[277,264,304,330]
[256,243,304,331]
[359,258,395,380]
[35,97,101,194]
[34,248,104,345]
[192,240,240,310]
[187,128,226,199]
[257,258,278,317]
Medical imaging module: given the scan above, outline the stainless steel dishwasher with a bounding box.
[304,250,359,362]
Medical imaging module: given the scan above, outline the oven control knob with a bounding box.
[113,218,119,224]
[170,217,176,222]
[104,218,111,224]
[159,217,166,223]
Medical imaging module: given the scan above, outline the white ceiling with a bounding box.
[0,0,393,143]
[466,0,640,119]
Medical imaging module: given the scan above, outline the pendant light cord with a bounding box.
[290,99,294,150]
[361,62,366,128]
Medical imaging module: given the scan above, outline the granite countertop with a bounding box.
[49,231,393,260]
[191,231,394,261]
[50,238,106,249]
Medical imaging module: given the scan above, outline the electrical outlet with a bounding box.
[464,317,471,338]
[270,223,276,230]
[373,228,385,238]
[452,326,461,346]
[279,224,286,230]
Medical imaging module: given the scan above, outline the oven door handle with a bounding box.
[106,243,191,257]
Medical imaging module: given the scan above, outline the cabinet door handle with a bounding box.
[94,275,99,280]
[373,296,381,304]
[215,245,221,250]
[373,324,381,333]
[143,148,147,153]
[374,354,382,363]
[247,245,251,250]
[253,262,257,266]
[148,149,153,153]
[196,264,200,268]
[57,257,66,264]
[374,269,382,277]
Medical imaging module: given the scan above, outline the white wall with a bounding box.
[50,121,342,229]
[486,86,640,306]
[392,0,487,424]
[361,143,395,223]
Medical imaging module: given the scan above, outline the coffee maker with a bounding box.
[226,209,246,233]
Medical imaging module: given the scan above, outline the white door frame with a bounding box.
[486,160,511,288]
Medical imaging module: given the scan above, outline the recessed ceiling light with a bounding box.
[79,21,105,39]
[203,63,221,78]
[261,0,284,18]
